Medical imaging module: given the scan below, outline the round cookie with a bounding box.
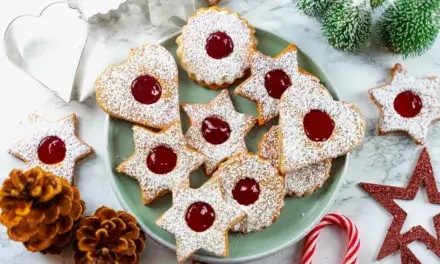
[176,7,257,89]
[212,153,285,233]
[95,43,180,129]
[258,125,332,197]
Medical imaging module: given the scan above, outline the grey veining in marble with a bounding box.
[1,0,440,263]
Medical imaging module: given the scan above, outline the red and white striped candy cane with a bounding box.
[300,213,360,264]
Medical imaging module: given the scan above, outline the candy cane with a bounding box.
[300,213,360,264]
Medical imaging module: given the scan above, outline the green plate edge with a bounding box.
[105,28,348,263]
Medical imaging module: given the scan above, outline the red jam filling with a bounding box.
[146,146,177,174]
[205,31,234,59]
[185,202,215,232]
[131,75,162,104]
[232,178,260,206]
[38,136,66,164]
[201,116,231,145]
[393,91,422,118]
[264,69,292,99]
[303,110,335,142]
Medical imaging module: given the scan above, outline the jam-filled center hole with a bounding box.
[205,31,234,59]
[38,136,67,165]
[303,110,335,142]
[201,116,231,145]
[264,69,292,99]
[131,75,162,105]
[146,146,177,174]
[185,202,216,232]
[232,178,260,206]
[393,91,422,118]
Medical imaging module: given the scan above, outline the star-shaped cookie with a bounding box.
[182,90,256,175]
[235,44,319,125]
[369,63,440,144]
[8,113,93,184]
[117,121,205,204]
[156,178,245,263]
[360,148,440,263]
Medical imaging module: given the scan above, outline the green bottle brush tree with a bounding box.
[297,0,440,57]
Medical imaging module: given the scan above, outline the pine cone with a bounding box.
[74,206,146,264]
[0,167,86,254]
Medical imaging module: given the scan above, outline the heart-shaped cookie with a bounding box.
[95,43,180,129]
[279,82,365,173]
[4,2,87,102]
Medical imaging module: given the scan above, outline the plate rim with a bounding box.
[104,28,349,263]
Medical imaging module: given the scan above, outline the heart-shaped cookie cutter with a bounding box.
[4,1,88,103]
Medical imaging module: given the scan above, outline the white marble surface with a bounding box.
[1,0,440,263]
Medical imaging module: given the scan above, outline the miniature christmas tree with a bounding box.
[378,0,440,57]
[322,0,372,51]
[297,0,334,17]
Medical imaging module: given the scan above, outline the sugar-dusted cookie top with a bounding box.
[96,43,180,129]
[8,113,93,184]
[212,153,285,233]
[156,179,245,263]
[117,122,205,204]
[279,81,365,173]
[259,125,332,197]
[369,63,440,144]
[235,44,320,125]
[182,90,256,175]
[176,7,257,88]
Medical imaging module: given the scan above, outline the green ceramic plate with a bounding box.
[105,28,348,263]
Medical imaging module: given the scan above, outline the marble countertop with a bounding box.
[1,0,440,263]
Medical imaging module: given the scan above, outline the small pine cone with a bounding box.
[0,167,86,254]
[74,206,147,264]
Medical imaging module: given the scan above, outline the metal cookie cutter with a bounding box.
[4,1,88,103]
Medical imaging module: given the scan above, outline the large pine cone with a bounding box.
[0,167,86,254]
[74,206,146,264]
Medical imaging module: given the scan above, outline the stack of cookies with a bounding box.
[95,6,366,263]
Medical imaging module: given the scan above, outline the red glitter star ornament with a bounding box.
[359,148,440,264]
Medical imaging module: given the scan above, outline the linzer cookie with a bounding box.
[279,82,365,173]
[95,43,180,129]
[369,63,440,145]
[235,44,320,125]
[182,90,256,175]
[176,7,257,89]
[8,113,93,184]
[117,122,205,204]
[259,126,332,197]
[212,153,285,233]
[156,179,245,263]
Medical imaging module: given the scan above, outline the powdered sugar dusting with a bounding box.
[259,126,332,197]
[8,113,93,184]
[279,81,365,173]
[96,43,180,129]
[117,122,205,204]
[183,90,256,175]
[369,64,440,144]
[235,45,319,125]
[177,7,257,86]
[212,153,285,233]
[156,179,245,263]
